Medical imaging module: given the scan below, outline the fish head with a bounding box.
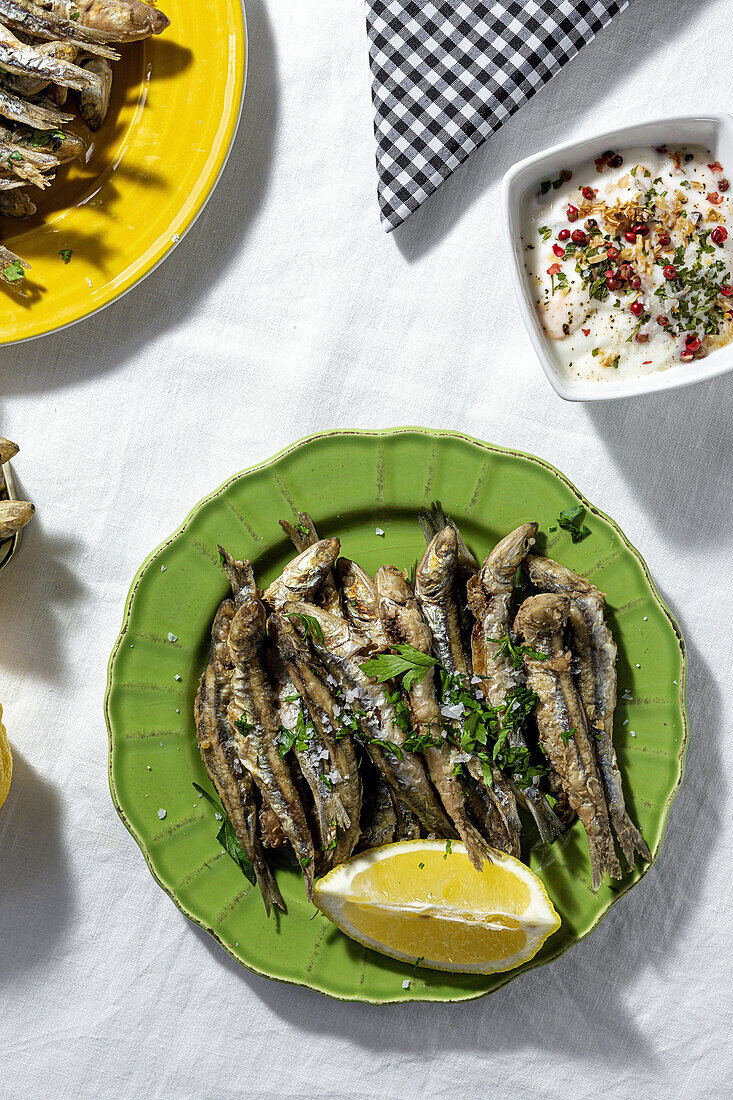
[513,593,569,646]
[282,599,370,659]
[526,554,597,598]
[228,597,266,656]
[375,567,432,653]
[336,558,377,618]
[415,525,457,600]
[480,522,538,591]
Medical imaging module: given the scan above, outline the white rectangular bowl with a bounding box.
[501,113,733,401]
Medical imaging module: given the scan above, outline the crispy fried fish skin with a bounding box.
[375,565,497,869]
[336,558,389,650]
[0,0,120,58]
[78,57,112,131]
[268,616,361,868]
[0,85,73,129]
[415,529,522,854]
[467,524,562,844]
[75,0,170,41]
[194,600,284,916]
[279,512,342,616]
[514,594,622,891]
[0,23,103,91]
[414,525,471,675]
[263,537,340,611]
[526,555,650,867]
[226,581,316,901]
[284,600,455,837]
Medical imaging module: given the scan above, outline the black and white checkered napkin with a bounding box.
[365,0,629,231]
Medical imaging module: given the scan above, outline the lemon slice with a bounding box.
[314,840,560,974]
[0,703,12,810]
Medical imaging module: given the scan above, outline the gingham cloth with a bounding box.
[366,0,630,231]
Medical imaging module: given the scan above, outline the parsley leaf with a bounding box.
[3,260,25,283]
[58,249,72,264]
[361,643,438,691]
[192,782,256,886]
[557,505,591,543]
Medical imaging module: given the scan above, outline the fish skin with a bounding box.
[467,524,563,844]
[263,537,340,611]
[0,23,103,91]
[193,600,284,916]
[375,564,498,869]
[75,0,170,41]
[415,527,522,855]
[514,593,622,891]
[279,512,343,617]
[226,584,316,901]
[268,617,361,869]
[283,599,456,837]
[1,39,78,97]
[336,557,389,650]
[0,0,120,58]
[414,526,471,675]
[418,503,478,643]
[0,85,73,129]
[526,555,650,867]
[78,57,112,131]
[0,139,58,188]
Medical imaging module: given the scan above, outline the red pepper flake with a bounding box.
[707,191,723,205]
[547,263,562,276]
[582,328,591,336]
[708,161,724,173]
[642,360,653,365]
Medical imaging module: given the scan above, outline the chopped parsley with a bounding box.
[3,260,25,283]
[538,225,552,241]
[58,249,72,264]
[557,505,591,543]
[361,643,438,691]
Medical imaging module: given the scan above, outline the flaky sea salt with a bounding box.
[174,674,181,682]
[402,979,410,990]
[157,808,167,820]
[375,527,385,537]
[161,565,166,572]
[168,633,178,643]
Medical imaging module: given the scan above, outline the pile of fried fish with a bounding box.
[0,0,169,283]
[195,507,650,914]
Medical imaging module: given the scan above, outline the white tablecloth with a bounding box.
[2,1,731,1096]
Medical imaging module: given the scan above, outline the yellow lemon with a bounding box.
[314,840,560,974]
[0,703,11,809]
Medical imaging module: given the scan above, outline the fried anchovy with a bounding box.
[78,57,112,131]
[336,557,389,650]
[283,599,455,837]
[415,526,522,855]
[514,594,622,890]
[0,139,58,186]
[268,614,361,869]
[0,86,73,129]
[0,243,29,283]
[194,600,284,916]
[0,0,121,58]
[223,556,316,900]
[376,564,498,869]
[70,0,170,42]
[1,39,78,98]
[467,524,562,844]
[1,122,86,165]
[526,555,650,867]
[263,537,340,612]
[279,512,342,616]
[418,502,478,642]
[0,23,104,91]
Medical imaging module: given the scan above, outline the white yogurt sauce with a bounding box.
[522,144,733,383]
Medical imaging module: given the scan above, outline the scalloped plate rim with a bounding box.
[105,427,689,1004]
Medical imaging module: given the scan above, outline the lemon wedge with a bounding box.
[314,840,560,974]
[0,703,12,809]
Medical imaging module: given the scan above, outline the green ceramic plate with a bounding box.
[106,428,688,1003]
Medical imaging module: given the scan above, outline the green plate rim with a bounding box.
[105,427,689,1003]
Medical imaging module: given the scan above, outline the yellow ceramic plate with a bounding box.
[0,0,247,344]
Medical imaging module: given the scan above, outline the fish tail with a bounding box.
[611,809,651,868]
[521,785,565,844]
[588,828,623,891]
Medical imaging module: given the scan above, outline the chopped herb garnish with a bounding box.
[58,249,72,264]
[538,225,552,241]
[557,505,591,543]
[3,260,24,283]
[361,643,438,691]
[192,782,256,885]
[287,610,324,645]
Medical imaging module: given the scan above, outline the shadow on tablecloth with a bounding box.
[0,752,74,981]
